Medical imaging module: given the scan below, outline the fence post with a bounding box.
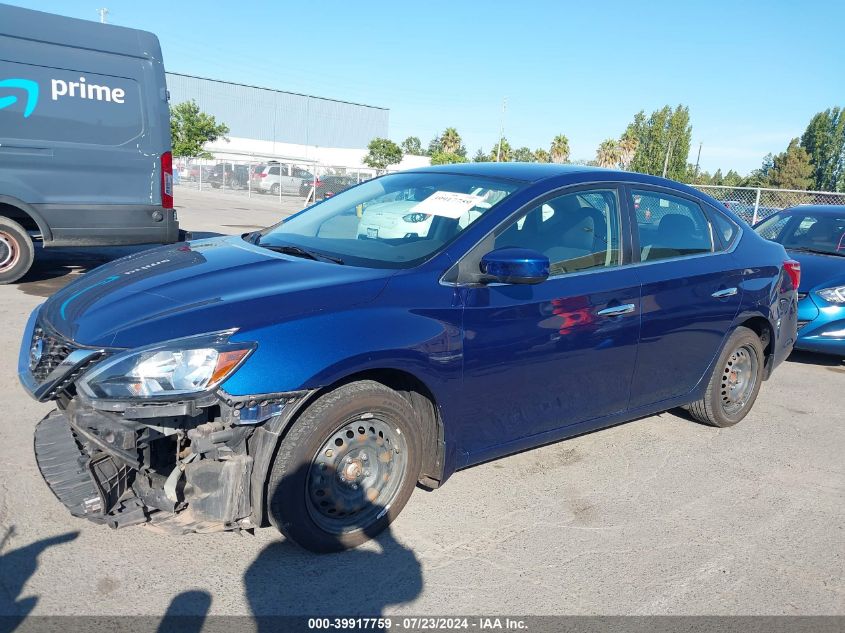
[198,161,202,191]
[752,188,761,225]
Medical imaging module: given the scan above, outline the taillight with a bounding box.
[161,151,173,209]
[256,173,267,178]
[784,259,801,290]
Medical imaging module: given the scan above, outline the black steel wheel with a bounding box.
[688,326,764,427]
[267,380,422,552]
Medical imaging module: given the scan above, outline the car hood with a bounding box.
[40,236,393,348]
[787,249,845,292]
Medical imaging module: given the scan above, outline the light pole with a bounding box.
[496,97,507,162]
[693,142,702,181]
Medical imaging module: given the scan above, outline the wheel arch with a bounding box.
[734,314,775,378]
[0,195,52,241]
[253,366,446,527]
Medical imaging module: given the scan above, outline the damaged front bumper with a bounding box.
[32,392,312,534]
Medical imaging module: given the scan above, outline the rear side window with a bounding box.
[632,189,712,262]
[268,166,280,176]
[0,60,143,146]
[711,210,739,250]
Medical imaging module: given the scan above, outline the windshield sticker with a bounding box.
[410,191,487,219]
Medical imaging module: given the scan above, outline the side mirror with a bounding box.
[480,247,549,285]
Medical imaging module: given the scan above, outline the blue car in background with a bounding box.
[18,164,798,551]
[755,205,845,356]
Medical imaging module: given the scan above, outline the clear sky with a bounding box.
[12,0,845,173]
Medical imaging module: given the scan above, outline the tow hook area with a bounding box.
[33,407,258,534]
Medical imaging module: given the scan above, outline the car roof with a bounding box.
[781,204,845,215]
[403,162,602,182]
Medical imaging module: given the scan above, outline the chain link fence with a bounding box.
[174,153,379,207]
[691,185,845,225]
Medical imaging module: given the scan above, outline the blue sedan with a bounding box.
[754,205,845,356]
[19,164,798,551]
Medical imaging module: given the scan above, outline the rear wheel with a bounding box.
[688,326,764,427]
[0,217,35,285]
[267,380,422,552]
[270,183,280,196]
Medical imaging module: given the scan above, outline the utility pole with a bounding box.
[97,8,109,24]
[693,142,702,181]
[662,139,673,178]
[496,97,507,162]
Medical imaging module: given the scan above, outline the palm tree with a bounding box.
[534,148,550,163]
[549,134,570,164]
[490,137,511,162]
[440,127,462,155]
[618,133,638,170]
[596,139,621,168]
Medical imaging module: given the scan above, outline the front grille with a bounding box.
[30,325,77,382]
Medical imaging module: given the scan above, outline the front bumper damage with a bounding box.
[33,390,312,533]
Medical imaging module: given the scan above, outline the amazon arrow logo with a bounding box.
[0,78,39,118]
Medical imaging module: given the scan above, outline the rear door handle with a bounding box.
[712,287,738,299]
[597,303,636,317]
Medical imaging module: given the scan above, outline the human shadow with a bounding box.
[156,590,212,633]
[243,462,423,630]
[0,526,79,630]
[786,350,844,367]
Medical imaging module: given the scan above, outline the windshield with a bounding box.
[755,210,845,256]
[257,172,520,268]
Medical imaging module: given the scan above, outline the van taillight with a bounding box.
[784,259,801,290]
[161,151,173,209]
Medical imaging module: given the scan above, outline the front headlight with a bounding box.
[78,330,254,400]
[817,286,845,304]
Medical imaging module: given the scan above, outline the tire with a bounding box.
[0,216,35,285]
[688,326,764,427]
[270,183,280,196]
[267,380,422,552]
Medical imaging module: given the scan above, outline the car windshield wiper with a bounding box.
[258,242,344,265]
[788,246,845,257]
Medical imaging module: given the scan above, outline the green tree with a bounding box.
[596,139,621,168]
[170,100,229,158]
[801,107,845,191]
[549,134,570,163]
[534,148,550,163]
[627,105,692,180]
[363,137,403,171]
[490,137,512,162]
[430,151,468,165]
[722,169,743,187]
[400,136,424,156]
[618,131,638,170]
[768,138,814,190]
[439,127,463,155]
[473,148,489,162]
[711,168,724,185]
[512,147,536,162]
[743,153,774,187]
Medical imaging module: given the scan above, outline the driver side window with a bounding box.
[494,188,621,276]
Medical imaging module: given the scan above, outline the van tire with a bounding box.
[688,326,764,427]
[266,380,422,552]
[0,216,35,285]
[270,183,280,196]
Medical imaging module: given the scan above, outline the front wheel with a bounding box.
[270,183,280,196]
[267,380,422,552]
[688,326,764,427]
[0,217,35,284]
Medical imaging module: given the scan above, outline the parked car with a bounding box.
[299,175,357,200]
[754,205,845,356]
[19,164,798,552]
[254,163,314,195]
[206,164,249,189]
[0,4,179,284]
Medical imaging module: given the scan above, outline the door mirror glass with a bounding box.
[480,248,549,284]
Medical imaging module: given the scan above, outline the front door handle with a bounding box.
[597,303,636,317]
[712,287,738,299]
